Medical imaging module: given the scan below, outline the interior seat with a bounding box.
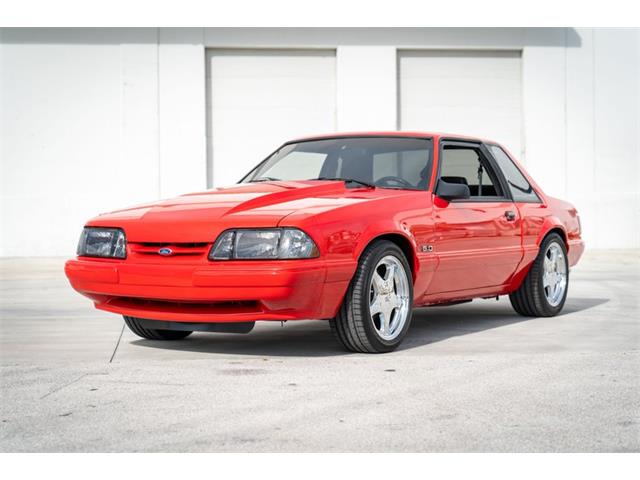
[440,176,469,185]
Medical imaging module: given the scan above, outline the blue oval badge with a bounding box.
[158,247,173,256]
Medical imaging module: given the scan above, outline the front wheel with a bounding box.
[509,232,569,317]
[123,316,193,340]
[330,240,414,353]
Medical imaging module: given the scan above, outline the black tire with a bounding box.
[330,240,414,353]
[509,232,569,317]
[123,316,193,340]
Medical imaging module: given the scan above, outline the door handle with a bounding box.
[504,210,517,221]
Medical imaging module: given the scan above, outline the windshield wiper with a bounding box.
[315,177,376,189]
[249,176,281,183]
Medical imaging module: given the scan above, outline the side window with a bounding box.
[440,146,503,198]
[489,145,541,202]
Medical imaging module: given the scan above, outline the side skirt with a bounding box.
[416,284,512,307]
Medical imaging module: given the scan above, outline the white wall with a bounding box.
[523,28,640,249]
[1,28,206,256]
[1,28,638,256]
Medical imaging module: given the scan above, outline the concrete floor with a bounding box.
[0,251,638,452]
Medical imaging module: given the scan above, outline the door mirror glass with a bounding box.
[435,178,471,201]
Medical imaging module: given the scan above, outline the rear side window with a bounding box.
[489,145,541,203]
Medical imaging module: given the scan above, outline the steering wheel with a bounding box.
[375,176,414,188]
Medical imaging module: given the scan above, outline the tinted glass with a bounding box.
[440,146,503,197]
[258,150,327,180]
[245,137,433,190]
[489,145,540,202]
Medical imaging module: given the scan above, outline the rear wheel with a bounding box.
[330,240,413,353]
[123,316,193,340]
[509,232,569,317]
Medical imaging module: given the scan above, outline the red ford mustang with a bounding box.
[65,132,584,353]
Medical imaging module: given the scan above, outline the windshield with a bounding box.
[243,137,434,190]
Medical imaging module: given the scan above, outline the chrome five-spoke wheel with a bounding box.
[369,255,411,341]
[330,240,414,353]
[509,232,569,317]
[542,242,567,307]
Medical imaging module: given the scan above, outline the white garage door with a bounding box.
[206,49,336,187]
[399,50,523,160]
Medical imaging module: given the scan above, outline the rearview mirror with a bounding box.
[435,179,471,201]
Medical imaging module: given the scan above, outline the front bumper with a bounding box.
[65,258,349,322]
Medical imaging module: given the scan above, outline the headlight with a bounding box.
[77,227,126,259]
[209,228,319,260]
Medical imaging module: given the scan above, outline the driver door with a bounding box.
[428,140,523,294]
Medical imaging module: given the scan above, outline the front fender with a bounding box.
[353,221,420,278]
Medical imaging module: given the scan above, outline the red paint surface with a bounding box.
[65,132,585,322]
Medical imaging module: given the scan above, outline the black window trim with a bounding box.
[483,142,543,204]
[239,135,435,190]
[436,138,513,203]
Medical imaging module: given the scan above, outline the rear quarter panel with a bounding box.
[491,142,584,287]
[512,196,584,292]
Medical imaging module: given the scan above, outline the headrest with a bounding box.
[441,176,469,186]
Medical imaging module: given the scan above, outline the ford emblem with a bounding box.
[158,247,173,256]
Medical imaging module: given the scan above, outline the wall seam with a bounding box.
[202,29,209,189]
[204,46,212,188]
[564,28,568,198]
[156,28,162,199]
[592,29,597,194]
[119,42,125,201]
[336,47,339,129]
[396,47,401,130]
[591,29,598,248]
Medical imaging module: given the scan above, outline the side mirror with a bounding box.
[435,179,470,201]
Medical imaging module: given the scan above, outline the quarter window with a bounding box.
[489,145,540,202]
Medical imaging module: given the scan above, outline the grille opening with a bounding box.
[129,242,211,256]
[135,242,209,248]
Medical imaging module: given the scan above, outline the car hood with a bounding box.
[86,180,384,243]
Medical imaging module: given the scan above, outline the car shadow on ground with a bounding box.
[130,297,609,358]
[403,297,609,349]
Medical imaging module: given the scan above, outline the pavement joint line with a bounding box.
[108,321,126,364]
[39,373,88,400]
[39,371,109,400]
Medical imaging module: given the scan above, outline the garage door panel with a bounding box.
[208,50,335,76]
[213,112,336,150]
[401,50,521,76]
[207,49,336,187]
[210,79,336,108]
[402,84,520,108]
[402,78,520,96]
[211,108,334,126]
[400,50,523,158]
[404,106,522,119]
